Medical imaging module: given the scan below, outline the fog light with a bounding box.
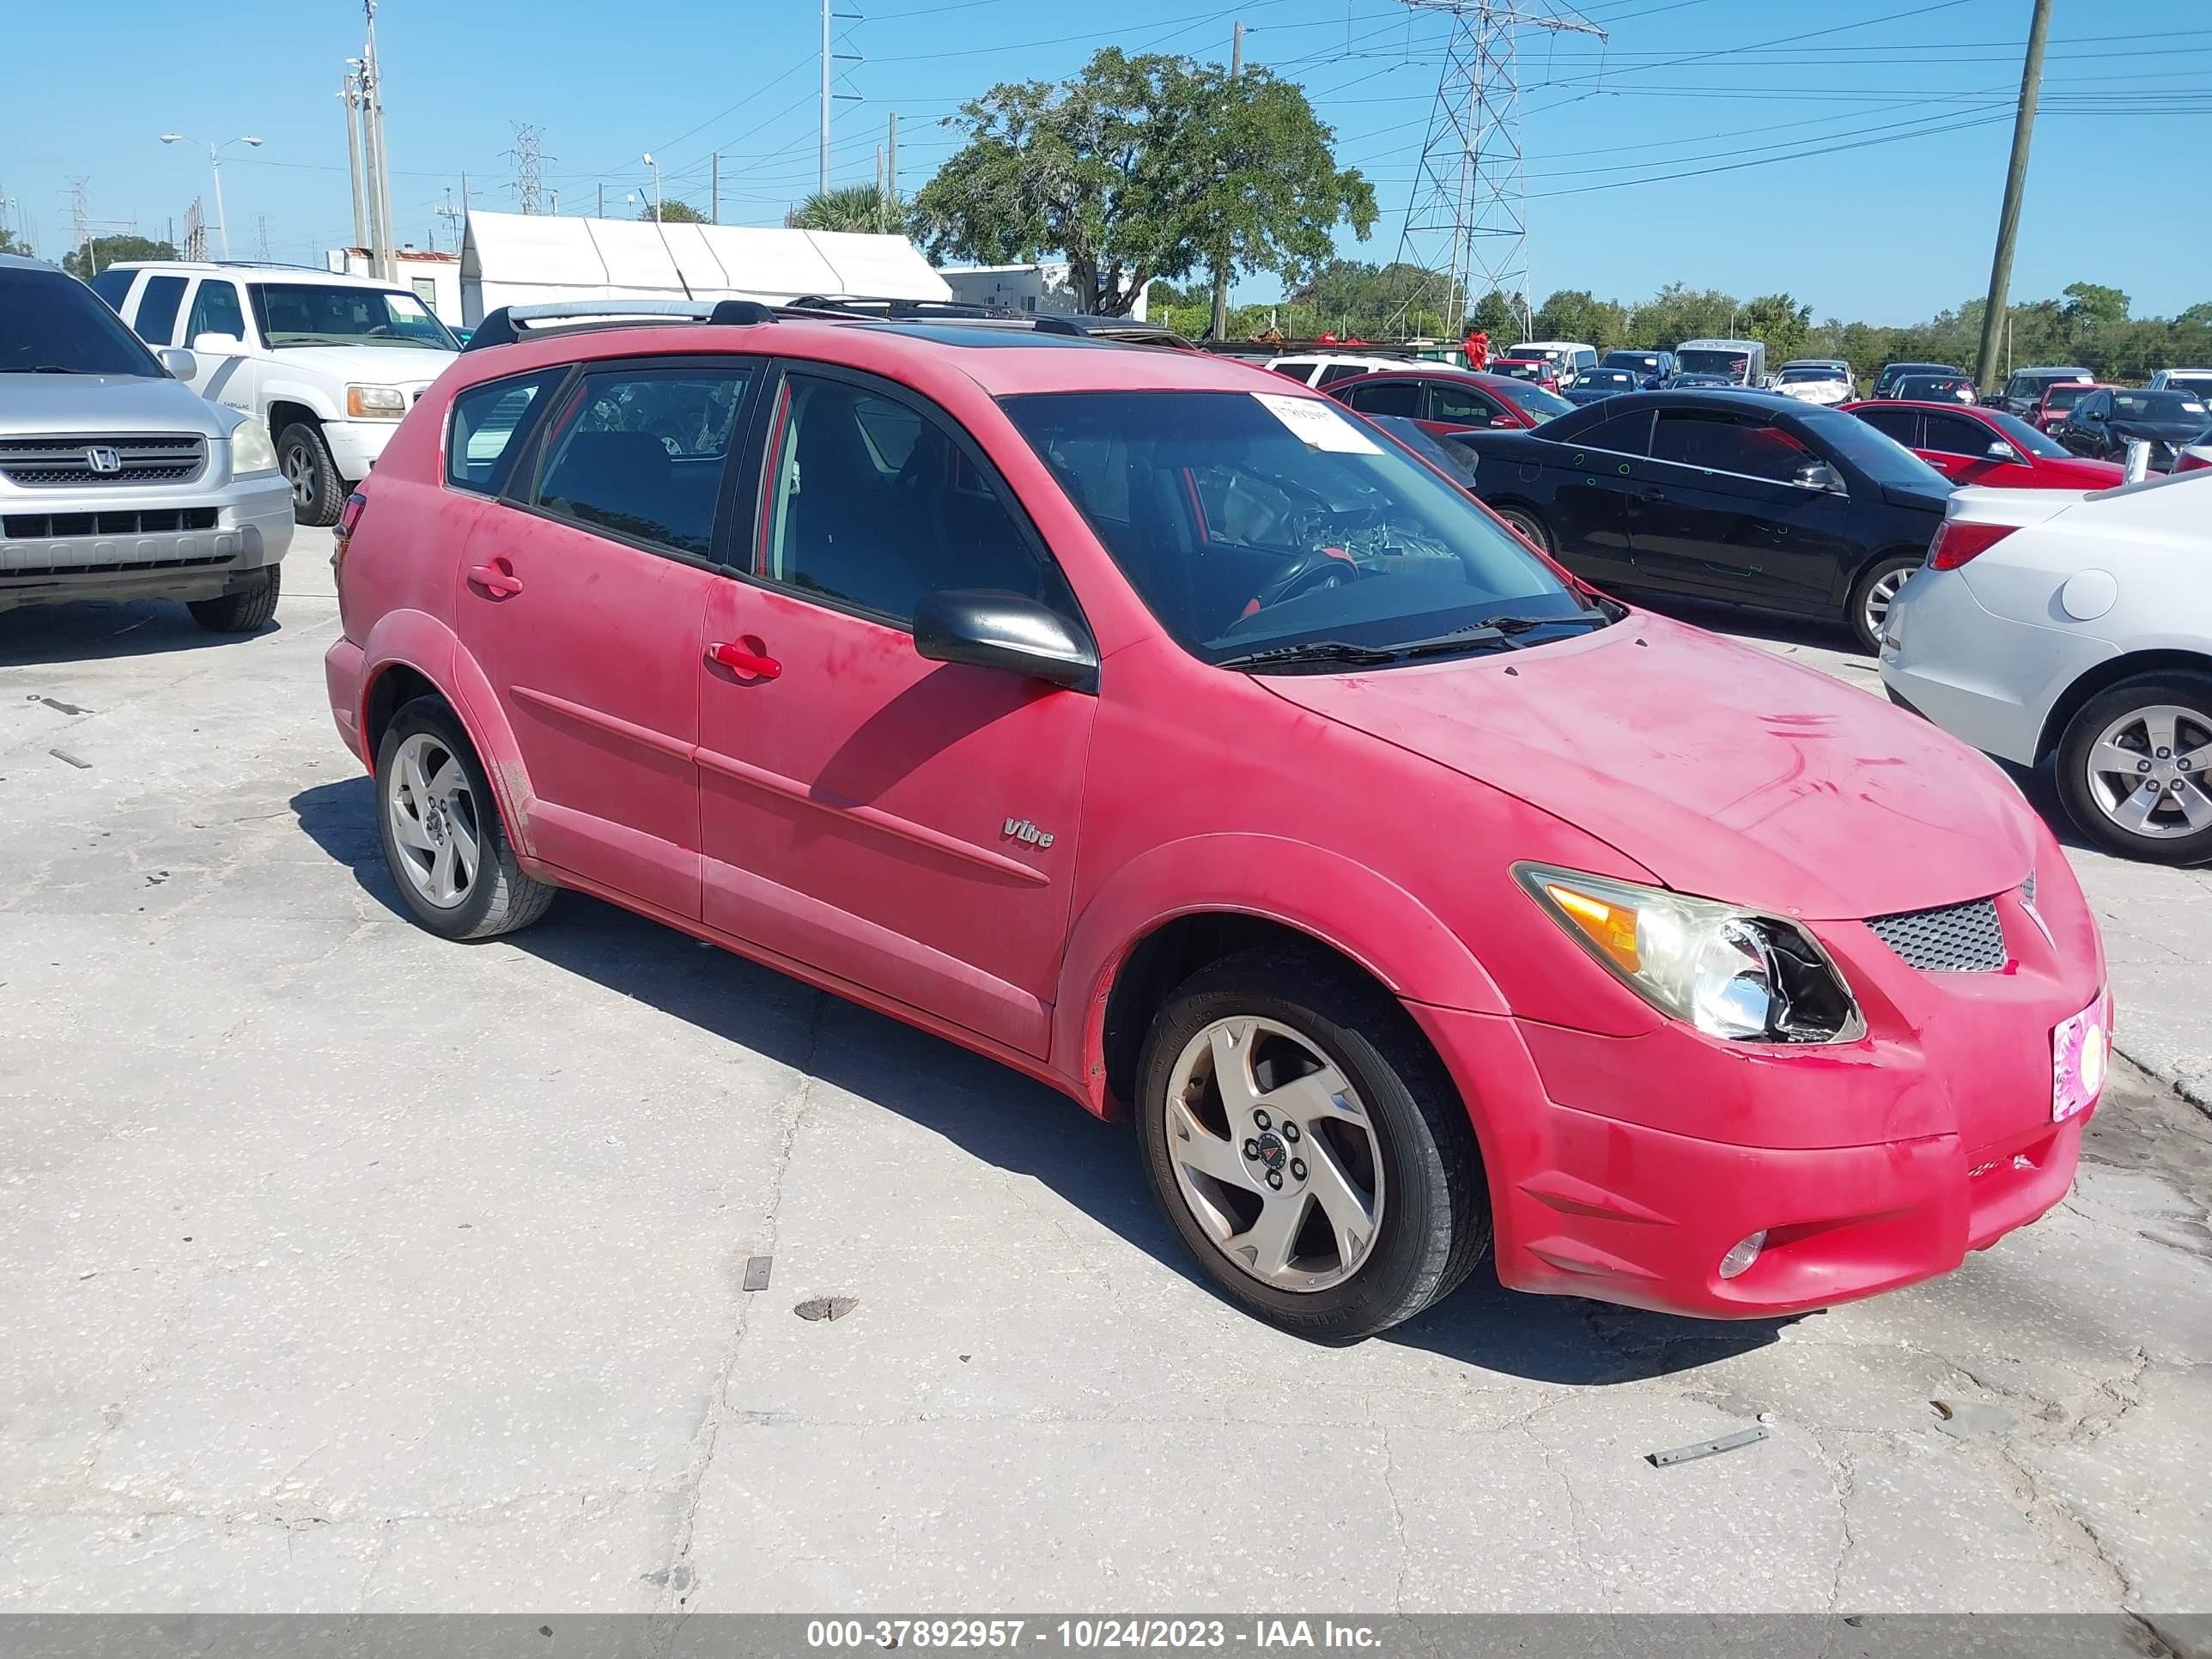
[1718,1231,1767,1279]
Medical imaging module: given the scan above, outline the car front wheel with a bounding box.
[278,422,344,527]
[375,696,557,938]
[1135,948,1490,1341]
[2056,676,2212,865]
[1492,504,1553,554]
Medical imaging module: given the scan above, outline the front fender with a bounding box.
[256,375,343,423]
[1051,833,1510,1114]
[356,609,538,860]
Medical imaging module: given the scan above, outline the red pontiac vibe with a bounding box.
[1840,398,2128,490]
[325,305,2110,1340]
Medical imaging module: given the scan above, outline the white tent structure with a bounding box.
[458,211,953,326]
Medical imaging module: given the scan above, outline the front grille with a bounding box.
[3,507,220,539]
[0,434,209,487]
[1867,896,2007,972]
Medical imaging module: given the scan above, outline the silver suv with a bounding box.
[1,254,294,630]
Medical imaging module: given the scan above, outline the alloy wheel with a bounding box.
[386,731,483,908]
[1862,565,1913,640]
[283,442,318,511]
[2081,703,2212,841]
[1162,1016,1385,1292]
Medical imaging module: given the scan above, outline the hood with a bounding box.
[2038,454,2127,486]
[272,345,456,389]
[1256,611,2035,921]
[2108,419,2203,445]
[0,373,234,440]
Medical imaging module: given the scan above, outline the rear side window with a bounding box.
[131,276,188,345]
[530,364,752,556]
[88,268,135,311]
[1429,381,1506,426]
[1652,410,1810,481]
[1342,380,1421,417]
[1853,404,1919,446]
[1565,406,1652,455]
[1314,363,1369,387]
[447,370,563,495]
[1923,412,1999,459]
[1270,360,1316,382]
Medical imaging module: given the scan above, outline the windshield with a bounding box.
[2112,391,2209,422]
[1986,410,2069,459]
[1676,349,1752,381]
[249,283,459,349]
[0,268,165,376]
[1603,353,1661,371]
[1805,404,1954,492]
[1510,383,1576,419]
[1001,390,1605,670]
[1492,360,1547,381]
[1778,367,1842,383]
[2160,374,2212,396]
[1579,370,1638,390]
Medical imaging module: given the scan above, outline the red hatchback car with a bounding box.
[1843,399,2128,489]
[325,303,2108,1340]
[1325,367,1573,435]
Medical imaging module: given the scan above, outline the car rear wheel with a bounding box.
[1135,948,1490,1341]
[375,696,557,938]
[2056,676,2212,865]
[278,421,344,527]
[185,565,281,634]
[1848,555,1920,654]
[1492,504,1553,554]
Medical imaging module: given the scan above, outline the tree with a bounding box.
[787,185,907,234]
[0,225,27,258]
[62,234,176,280]
[637,199,708,223]
[915,48,1375,317]
[2060,282,2129,331]
[1466,289,1521,339]
[1737,292,1814,363]
[1533,288,1628,351]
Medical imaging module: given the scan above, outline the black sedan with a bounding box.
[1447,390,1954,652]
[2047,387,2211,471]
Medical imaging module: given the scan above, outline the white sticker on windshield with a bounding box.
[388,293,431,319]
[1251,392,1382,454]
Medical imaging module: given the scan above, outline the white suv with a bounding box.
[88,261,459,525]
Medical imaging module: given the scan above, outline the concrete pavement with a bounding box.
[2,541,2208,1616]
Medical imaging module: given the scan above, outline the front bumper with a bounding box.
[1407,842,2106,1318]
[0,471,294,611]
[319,419,400,482]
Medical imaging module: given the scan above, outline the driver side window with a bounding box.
[1651,410,1810,482]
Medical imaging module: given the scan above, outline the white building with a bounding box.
[455,210,951,326]
[324,246,464,328]
[939,263,1150,321]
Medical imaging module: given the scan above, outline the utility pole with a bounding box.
[876,146,887,230]
[887,111,898,209]
[819,0,863,197]
[362,0,398,282]
[711,152,720,224]
[597,182,605,219]
[1209,21,1244,340]
[549,189,560,216]
[1975,0,2054,394]
[438,186,463,251]
[341,73,368,255]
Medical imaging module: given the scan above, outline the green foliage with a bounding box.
[787,185,911,234]
[915,47,1376,317]
[639,199,708,223]
[0,226,29,258]
[2060,282,2129,331]
[61,235,176,279]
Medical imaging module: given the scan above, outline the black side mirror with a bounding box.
[913,588,1098,693]
[1792,460,1846,493]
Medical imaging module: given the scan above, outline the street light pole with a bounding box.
[161,133,262,259]
[642,154,662,222]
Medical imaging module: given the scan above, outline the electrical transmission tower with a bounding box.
[506,124,550,215]
[183,199,208,261]
[254,212,271,262]
[1392,0,1604,337]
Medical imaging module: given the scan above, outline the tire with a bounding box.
[277,421,345,527]
[2054,674,2212,866]
[1847,553,1920,654]
[1135,947,1491,1342]
[374,696,557,939]
[1492,502,1553,555]
[186,564,281,634]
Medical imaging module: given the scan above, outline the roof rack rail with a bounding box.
[460,295,1198,354]
[463,297,777,351]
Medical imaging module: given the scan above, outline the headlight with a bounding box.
[1516,864,1864,1043]
[228,416,278,476]
[345,384,407,419]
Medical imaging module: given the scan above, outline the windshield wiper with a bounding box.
[1468,611,1611,635]
[1214,640,1406,670]
[0,365,92,374]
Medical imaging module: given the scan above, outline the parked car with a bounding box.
[1667,372,1739,390]
[1891,374,1976,404]
[1451,387,1953,651]
[1881,470,2212,863]
[1780,356,1853,383]
[1994,367,2093,417]
[1365,414,1481,491]
[1673,337,1766,387]
[2148,368,2212,398]
[1262,352,1414,388]
[1327,367,1571,433]
[1486,356,1561,393]
[2177,426,2212,473]
[1599,349,1675,387]
[2033,380,2112,432]
[1871,362,1964,400]
[1843,399,2126,490]
[1559,366,1644,406]
[0,254,294,628]
[1771,363,1856,406]
[325,301,2103,1339]
[2047,387,2211,471]
[88,259,461,526]
[1507,339,1598,385]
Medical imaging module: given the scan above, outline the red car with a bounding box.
[325,302,2107,1340]
[1486,355,1561,393]
[1843,399,2127,489]
[2035,380,2117,433]
[1324,367,1573,436]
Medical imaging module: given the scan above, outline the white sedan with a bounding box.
[1879,469,2212,864]
[1771,365,1855,405]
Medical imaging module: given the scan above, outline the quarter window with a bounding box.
[131,276,188,346]
[1923,413,2002,459]
[1343,380,1422,418]
[1651,410,1811,482]
[185,280,246,343]
[1852,404,1919,446]
[531,365,751,556]
[760,373,1071,626]
[447,370,563,495]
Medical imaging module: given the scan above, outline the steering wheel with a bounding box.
[1249,546,1362,615]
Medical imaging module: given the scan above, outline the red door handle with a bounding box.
[707,641,781,679]
[468,562,523,597]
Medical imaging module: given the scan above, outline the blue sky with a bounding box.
[3,0,2207,324]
